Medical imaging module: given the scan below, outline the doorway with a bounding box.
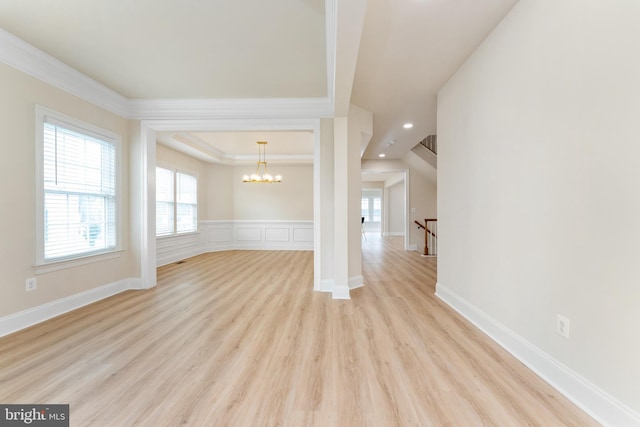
[361,169,409,250]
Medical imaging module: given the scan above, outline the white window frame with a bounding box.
[155,166,175,237]
[155,166,198,237]
[35,106,122,272]
[361,192,382,223]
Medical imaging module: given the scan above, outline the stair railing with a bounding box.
[419,135,437,155]
[414,218,438,256]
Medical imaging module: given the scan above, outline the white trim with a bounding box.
[313,119,323,292]
[156,231,203,267]
[128,97,333,120]
[156,220,316,266]
[361,169,410,250]
[34,250,124,275]
[319,279,334,293]
[435,282,640,427]
[0,278,141,338]
[0,28,130,117]
[143,118,322,293]
[349,275,364,290]
[403,170,410,251]
[34,105,123,268]
[0,24,330,297]
[140,125,157,289]
[201,220,314,252]
[332,285,351,300]
[143,118,323,133]
[0,22,337,121]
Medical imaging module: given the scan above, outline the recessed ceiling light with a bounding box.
[403,123,413,129]
[378,153,386,158]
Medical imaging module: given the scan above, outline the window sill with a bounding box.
[156,231,200,240]
[34,250,124,274]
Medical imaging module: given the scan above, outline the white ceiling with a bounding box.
[354,0,518,159]
[156,131,314,165]
[0,0,517,161]
[0,0,327,99]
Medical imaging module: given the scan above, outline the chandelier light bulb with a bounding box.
[242,141,283,183]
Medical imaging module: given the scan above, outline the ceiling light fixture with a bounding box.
[403,123,413,129]
[242,141,282,183]
[378,153,386,158]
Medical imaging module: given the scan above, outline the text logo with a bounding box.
[0,405,68,426]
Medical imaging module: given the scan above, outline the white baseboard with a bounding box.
[157,221,315,267]
[128,278,144,290]
[349,275,364,290]
[157,247,205,267]
[408,244,418,251]
[0,278,142,338]
[318,279,334,293]
[332,285,351,300]
[318,276,362,296]
[435,282,640,427]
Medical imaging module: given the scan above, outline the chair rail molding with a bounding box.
[156,220,315,267]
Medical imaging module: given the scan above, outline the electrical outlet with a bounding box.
[556,315,570,339]
[26,277,37,292]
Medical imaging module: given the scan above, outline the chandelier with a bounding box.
[242,141,283,183]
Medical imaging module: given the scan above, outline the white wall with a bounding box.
[204,164,234,220]
[233,165,313,220]
[348,105,371,282]
[157,144,209,221]
[362,159,436,251]
[387,181,404,235]
[155,149,314,265]
[0,62,135,320]
[437,0,640,422]
[361,187,382,233]
[320,118,335,290]
[156,145,313,223]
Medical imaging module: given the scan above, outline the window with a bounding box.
[361,193,382,222]
[361,198,369,221]
[176,173,197,233]
[36,106,119,264]
[156,167,174,236]
[156,167,197,236]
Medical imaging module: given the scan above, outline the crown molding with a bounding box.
[0,24,336,121]
[128,97,334,120]
[172,132,231,163]
[0,28,131,117]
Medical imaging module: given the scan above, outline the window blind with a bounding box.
[155,168,197,236]
[156,167,175,236]
[177,172,197,233]
[43,119,116,261]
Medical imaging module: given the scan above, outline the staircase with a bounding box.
[411,135,437,169]
[414,218,437,256]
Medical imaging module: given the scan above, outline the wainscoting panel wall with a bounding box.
[156,232,204,267]
[156,220,314,266]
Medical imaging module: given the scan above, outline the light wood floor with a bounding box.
[0,236,599,426]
